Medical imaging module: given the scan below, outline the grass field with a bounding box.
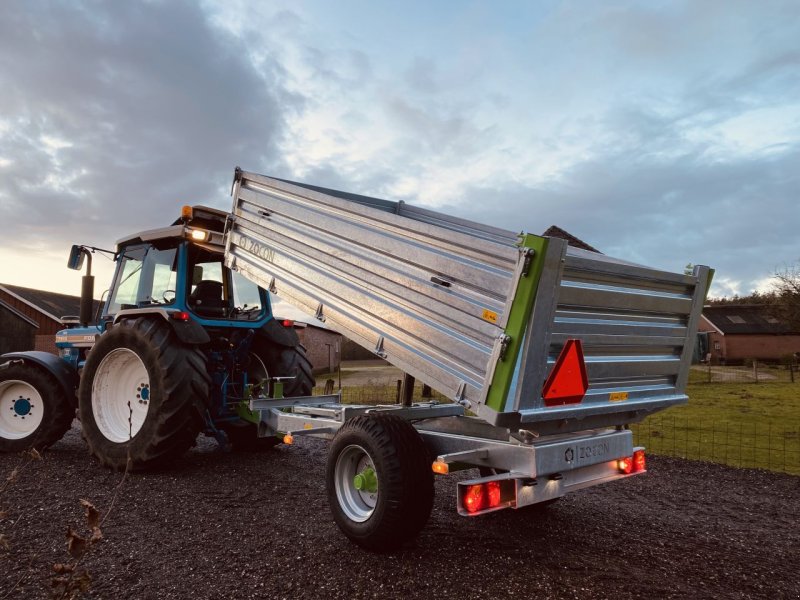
[631,381,800,475]
[315,364,800,475]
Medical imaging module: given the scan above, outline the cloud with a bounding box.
[0,0,295,255]
[1,0,798,301]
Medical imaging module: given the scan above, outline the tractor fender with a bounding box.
[113,308,211,345]
[0,351,80,407]
[258,317,301,348]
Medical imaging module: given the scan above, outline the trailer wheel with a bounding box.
[226,344,314,452]
[0,364,73,452]
[326,414,433,551]
[78,318,210,470]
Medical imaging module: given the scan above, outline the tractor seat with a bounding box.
[189,280,227,317]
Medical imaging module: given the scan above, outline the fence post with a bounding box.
[753,359,759,383]
[790,363,795,384]
[707,361,712,383]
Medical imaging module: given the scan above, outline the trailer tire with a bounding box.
[226,343,315,452]
[78,318,210,471]
[0,364,74,452]
[327,414,433,552]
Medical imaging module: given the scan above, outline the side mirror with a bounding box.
[67,245,85,270]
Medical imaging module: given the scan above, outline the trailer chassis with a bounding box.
[250,394,643,520]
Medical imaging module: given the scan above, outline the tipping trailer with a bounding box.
[223,169,712,549]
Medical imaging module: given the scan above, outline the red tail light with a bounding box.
[464,484,486,513]
[633,450,646,472]
[463,481,504,514]
[486,481,501,508]
[618,450,646,474]
[542,339,589,407]
[281,319,295,327]
[170,311,191,321]
[618,457,633,474]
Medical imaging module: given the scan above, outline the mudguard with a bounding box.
[259,318,300,348]
[169,319,211,345]
[0,351,80,407]
[114,308,211,345]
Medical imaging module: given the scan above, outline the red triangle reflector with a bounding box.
[542,339,588,407]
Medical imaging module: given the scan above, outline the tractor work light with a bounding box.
[190,229,209,241]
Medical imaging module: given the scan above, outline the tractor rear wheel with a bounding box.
[225,343,314,452]
[0,364,73,452]
[78,318,210,470]
[326,414,434,551]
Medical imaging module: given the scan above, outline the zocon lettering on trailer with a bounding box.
[484,234,549,413]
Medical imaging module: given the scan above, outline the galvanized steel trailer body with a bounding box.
[223,169,711,527]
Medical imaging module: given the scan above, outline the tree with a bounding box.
[772,262,800,332]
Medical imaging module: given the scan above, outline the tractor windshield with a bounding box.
[107,245,178,314]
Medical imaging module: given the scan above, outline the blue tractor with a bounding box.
[0,205,314,469]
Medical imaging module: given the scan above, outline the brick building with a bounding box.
[699,304,800,364]
[266,299,343,374]
[0,284,93,355]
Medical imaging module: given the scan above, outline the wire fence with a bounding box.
[631,416,799,475]
[690,363,798,384]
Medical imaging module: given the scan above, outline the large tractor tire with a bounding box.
[326,414,434,552]
[78,318,210,471]
[0,363,74,452]
[225,342,315,451]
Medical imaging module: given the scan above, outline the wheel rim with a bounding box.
[0,380,44,440]
[92,348,150,443]
[334,444,378,522]
[248,353,269,385]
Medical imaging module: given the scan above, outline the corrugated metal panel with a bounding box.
[517,250,709,419]
[226,172,522,407]
[225,170,711,429]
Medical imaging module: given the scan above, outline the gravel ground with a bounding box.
[1,423,798,600]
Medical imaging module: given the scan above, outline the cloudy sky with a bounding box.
[1,0,798,301]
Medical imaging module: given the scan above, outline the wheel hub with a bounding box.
[13,397,32,417]
[335,444,379,522]
[353,467,378,493]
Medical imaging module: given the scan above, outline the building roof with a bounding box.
[542,225,601,253]
[0,284,98,324]
[701,304,798,335]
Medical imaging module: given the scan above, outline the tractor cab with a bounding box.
[101,205,272,330]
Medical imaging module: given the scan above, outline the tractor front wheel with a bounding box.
[0,364,73,452]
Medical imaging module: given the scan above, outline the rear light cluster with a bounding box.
[463,481,503,514]
[618,449,646,474]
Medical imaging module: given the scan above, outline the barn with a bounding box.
[0,284,90,355]
[699,304,800,364]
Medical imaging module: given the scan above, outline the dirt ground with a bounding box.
[1,424,798,600]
